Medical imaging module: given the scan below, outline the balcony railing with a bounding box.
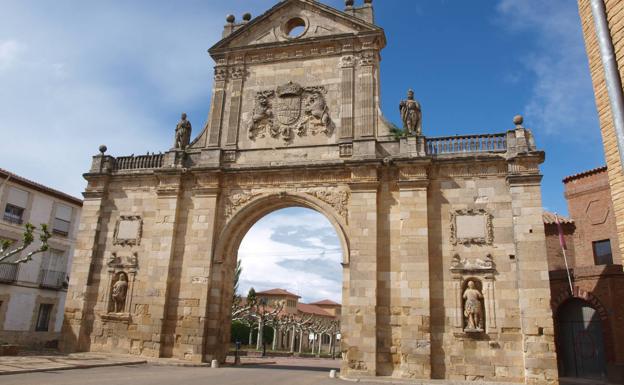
[426,133,507,155]
[113,153,164,171]
[0,264,19,283]
[39,269,66,289]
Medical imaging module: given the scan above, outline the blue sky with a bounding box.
[0,1,606,302]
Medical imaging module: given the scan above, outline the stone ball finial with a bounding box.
[242,12,252,22]
[226,14,235,23]
[513,114,524,127]
[99,145,107,155]
[345,0,354,6]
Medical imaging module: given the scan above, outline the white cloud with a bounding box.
[238,208,343,304]
[496,0,598,138]
[0,39,21,71]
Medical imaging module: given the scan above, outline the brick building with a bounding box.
[544,166,624,382]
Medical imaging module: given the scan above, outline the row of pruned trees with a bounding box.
[232,288,340,356]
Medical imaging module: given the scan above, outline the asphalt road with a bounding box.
[0,364,346,385]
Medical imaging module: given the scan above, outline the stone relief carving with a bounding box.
[223,187,349,222]
[248,82,334,142]
[108,252,138,270]
[302,187,350,220]
[110,272,128,313]
[224,192,261,219]
[449,209,493,245]
[113,216,142,246]
[450,254,495,271]
[463,280,484,332]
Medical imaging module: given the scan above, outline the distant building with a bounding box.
[254,288,340,352]
[543,166,624,382]
[0,168,82,348]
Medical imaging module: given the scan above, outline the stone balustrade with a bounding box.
[425,133,507,155]
[113,153,164,171]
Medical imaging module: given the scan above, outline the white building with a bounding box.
[0,168,82,348]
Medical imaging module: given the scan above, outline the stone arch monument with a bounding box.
[62,1,557,383]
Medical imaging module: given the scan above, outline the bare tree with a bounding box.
[0,223,51,265]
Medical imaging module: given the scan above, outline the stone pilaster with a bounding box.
[355,51,376,138]
[507,169,558,385]
[396,164,431,378]
[226,66,245,146]
[206,66,227,147]
[186,173,221,362]
[340,54,355,140]
[343,166,378,377]
[61,173,110,352]
[151,170,183,358]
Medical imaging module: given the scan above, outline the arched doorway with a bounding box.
[556,298,607,379]
[233,207,343,354]
[207,192,350,362]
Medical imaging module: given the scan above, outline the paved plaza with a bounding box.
[0,356,612,385]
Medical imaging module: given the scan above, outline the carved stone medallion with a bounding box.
[248,81,335,142]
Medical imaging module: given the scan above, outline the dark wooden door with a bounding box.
[556,299,607,379]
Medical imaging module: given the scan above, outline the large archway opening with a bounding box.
[225,204,346,359]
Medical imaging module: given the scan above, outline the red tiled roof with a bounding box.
[542,211,573,225]
[309,299,341,306]
[562,166,607,183]
[297,303,332,317]
[0,168,83,206]
[256,288,300,298]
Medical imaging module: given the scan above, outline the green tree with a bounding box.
[0,223,51,265]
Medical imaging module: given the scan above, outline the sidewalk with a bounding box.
[0,352,147,375]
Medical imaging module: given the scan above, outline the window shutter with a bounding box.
[55,204,72,221]
[7,187,28,208]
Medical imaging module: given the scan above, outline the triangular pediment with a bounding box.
[209,0,383,54]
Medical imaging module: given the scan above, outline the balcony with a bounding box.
[0,264,19,283]
[39,269,66,289]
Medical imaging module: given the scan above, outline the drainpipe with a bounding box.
[591,0,624,167]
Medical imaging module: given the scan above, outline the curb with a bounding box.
[0,360,147,376]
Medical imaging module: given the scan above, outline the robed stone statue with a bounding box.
[111,273,128,313]
[174,113,192,150]
[399,89,422,136]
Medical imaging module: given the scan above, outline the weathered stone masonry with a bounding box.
[62,1,558,383]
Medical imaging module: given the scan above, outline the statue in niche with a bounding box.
[174,112,192,150]
[463,280,484,331]
[111,273,128,313]
[399,89,422,136]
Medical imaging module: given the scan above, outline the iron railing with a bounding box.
[426,133,507,155]
[0,264,19,283]
[39,269,66,289]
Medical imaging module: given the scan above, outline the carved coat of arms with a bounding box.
[248,81,334,142]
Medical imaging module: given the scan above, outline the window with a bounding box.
[39,250,67,289]
[593,239,613,266]
[3,187,28,225]
[35,304,53,331]
[53,204,72,236]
